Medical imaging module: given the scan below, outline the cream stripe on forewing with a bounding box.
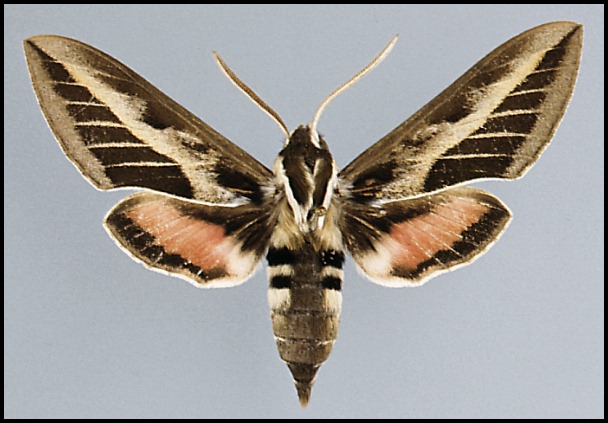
[59,62,230,200]
[507,31,582,176]
[25,63,113,187]
[340,23,582,205]
[88,142,150,149]
[74,121,127,127]
[466,131,528,139]
[106,161,181,168]
[68,67,247,201]
[408,47,550,182]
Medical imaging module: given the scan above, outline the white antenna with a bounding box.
[310,34,399,134]
[214,52,290,140]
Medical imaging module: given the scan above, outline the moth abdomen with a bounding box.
[266,242,344,407]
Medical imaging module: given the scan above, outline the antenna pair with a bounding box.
[213,35,398,141]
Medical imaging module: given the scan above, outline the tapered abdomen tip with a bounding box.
[296,383,312,408]
[288,362,320,408]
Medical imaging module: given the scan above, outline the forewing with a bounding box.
[24,35,271,205]
[340,22,582,203]
[340,186,511,286]
[104,192,272,287]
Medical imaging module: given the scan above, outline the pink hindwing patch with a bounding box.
[128,200,232,271]
[343,187,511,286]
[105,193,268,287]
[387,198,492,271]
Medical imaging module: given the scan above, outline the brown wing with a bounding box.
[24,35,271,205]
[340,22,582,203]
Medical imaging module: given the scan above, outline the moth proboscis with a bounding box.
[24,22,582,407]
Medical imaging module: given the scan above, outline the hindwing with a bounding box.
[104,192,272,287]
[339,187,510,285]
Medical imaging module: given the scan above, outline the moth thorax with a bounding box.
[277,126,337,232]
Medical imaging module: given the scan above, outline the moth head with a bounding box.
[286,125,328,150]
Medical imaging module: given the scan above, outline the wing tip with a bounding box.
[23,34,74,53]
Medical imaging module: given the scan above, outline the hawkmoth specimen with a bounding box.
[24,22,582,406]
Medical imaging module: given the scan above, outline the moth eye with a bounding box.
[315,207,327,217]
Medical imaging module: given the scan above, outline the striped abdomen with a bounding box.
[266,242,344,407]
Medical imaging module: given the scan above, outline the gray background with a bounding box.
[4,4,604,419]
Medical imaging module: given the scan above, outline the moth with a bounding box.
[24,21,582,407]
